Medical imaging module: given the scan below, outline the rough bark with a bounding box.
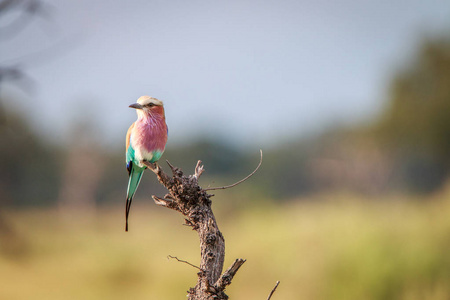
[144,160,245,300]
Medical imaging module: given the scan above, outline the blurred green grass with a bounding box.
[1,190,450,300]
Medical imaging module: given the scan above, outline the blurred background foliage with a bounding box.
[1,1,450,299]
[2,34,450,205]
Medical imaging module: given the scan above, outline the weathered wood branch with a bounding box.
[213,258,246,295]
[143,159,250,299]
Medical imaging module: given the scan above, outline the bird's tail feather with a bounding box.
[125,168,144,231]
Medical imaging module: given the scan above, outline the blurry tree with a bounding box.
[58,120,105,212]
[165,138,245,176]
[374,36,450,192]
[0,96,61,206]
[0,1,63,206]
[253,141,313,198]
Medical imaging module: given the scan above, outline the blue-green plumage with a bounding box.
[125,144,165,231]
[125,158,145,231]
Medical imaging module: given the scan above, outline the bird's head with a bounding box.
[129,96,165,119]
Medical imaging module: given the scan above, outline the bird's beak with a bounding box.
[129,103,143,109]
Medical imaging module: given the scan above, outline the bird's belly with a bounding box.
[134,147,163,166]
[135,147,153,164]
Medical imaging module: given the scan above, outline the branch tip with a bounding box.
[194,160,204,179]
[267,281,281,300]
[205,149,263,191]
[166,159,175,170]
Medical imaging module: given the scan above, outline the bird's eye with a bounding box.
[146,103,155,107]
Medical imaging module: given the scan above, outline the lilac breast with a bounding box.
[132,116,168,153]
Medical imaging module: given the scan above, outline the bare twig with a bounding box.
[214,258,246,292]
[267,281,280,300]
[168,255,203,271]
[204,150,263,191]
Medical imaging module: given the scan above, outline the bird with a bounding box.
[125,95,168,231]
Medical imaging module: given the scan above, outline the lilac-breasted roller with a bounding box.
[125,96,168,231]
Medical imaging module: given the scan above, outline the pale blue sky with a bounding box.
[1,0,449,148]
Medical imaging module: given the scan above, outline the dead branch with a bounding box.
[167,255,203,271]
[141,151,264,299]
[142,160,231,299]
[267,281,280,300]
[204,150,263,191]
